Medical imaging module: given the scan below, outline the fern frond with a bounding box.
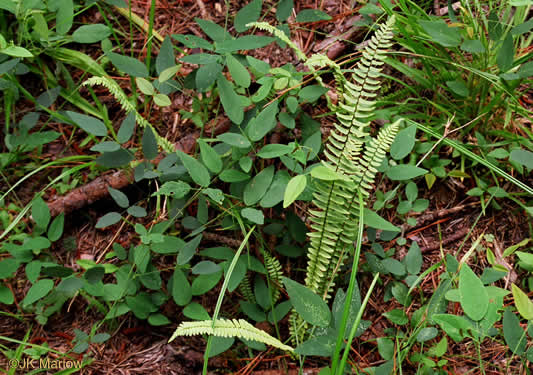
[264,251,283,303]
[239,273,256,303]
[169,319,294,352]
[247,22,306,61]
[83,76,175,153]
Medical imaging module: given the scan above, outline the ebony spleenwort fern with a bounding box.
[291,17,399,342]
[264,251,283,303]
[169,319,294,352]
[83,76,175,153]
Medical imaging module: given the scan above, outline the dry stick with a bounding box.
[46,118,231,217]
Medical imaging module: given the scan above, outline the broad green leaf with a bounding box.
[295,334,336,357]
[172,34,213,50]
[511,284,533,320]
[383,308,408,325]
[107,186,130,208]
[0,284,14,304]
[247,100,279,141]
[386,165,427,180]
[216,36,275,52]
[459,264,488,321]
[183,302,211,320]
[226,54,251,88]
[180,53,219,65]
[257,144,293,158]
[240,301,267,322]
[416,327,438,342]
[192,261,221,275]
[460,39,486,53]
[497,34,514,72]
[503,308,526,354]
[177,234,203,265]
[198,139,222,173]
[136,77,155,96]
[295,9,331,22]
[196,62,223,90]
[66,111,108,137]
[36,87,61,108]
[0,258,19,278]
[47,213,64,242]
[384,259,407,277]
[241,207,264,224]
[217,76,244,124]
[390,124,416,160]
[377,337,394,360]
[95,148,133,168]
[283,277,331,327]
[220,169,250,182]
[72,24,111,43]
[192,270,222,295]
[446,79,469,97]
[244,165,275,205]
[311,165,348,181]
[154,93,172,107]
[117,113,135,144]
[432,314,472,342]
[260,170,290,208]
[32,197,50,229]
[0,45,33,57]
[511,17,533,35]
[177,150,211,187]
[276,0,293,22]
[363,208,400,232]
[195,18,231,43]
[283,174,306,208]
[142,127,158,160]
[154,181,191,199]
[419,20,461,47]
[51,0,73,35]
[405,242,422,274]
[90,141,121,153]
[156,36,175,75]
[217,132,251,148]
[172,268,192,306]
[22,279,54,306]
[298,85,328,102]
[510,149,533,169]
[95,212,122,228]
[158,65,180,83]
[107,52,148,77]
[127,205,147,218]
[234,0,262,33]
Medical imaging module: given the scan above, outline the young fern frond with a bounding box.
[239,273,256,303]
[83,76,175,153]
[169,319,294,352]
[264,251,283,303]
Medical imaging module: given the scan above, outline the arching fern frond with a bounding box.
[83,76,175,153]
[247,22,306,61]
[169,319,294,352]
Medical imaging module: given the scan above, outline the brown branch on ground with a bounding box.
[400,202,479,233]
[46,118,232,217]
[312,14,363,60]
[419,226,470,253]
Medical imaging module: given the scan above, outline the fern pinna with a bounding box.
[292,17,399,340]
